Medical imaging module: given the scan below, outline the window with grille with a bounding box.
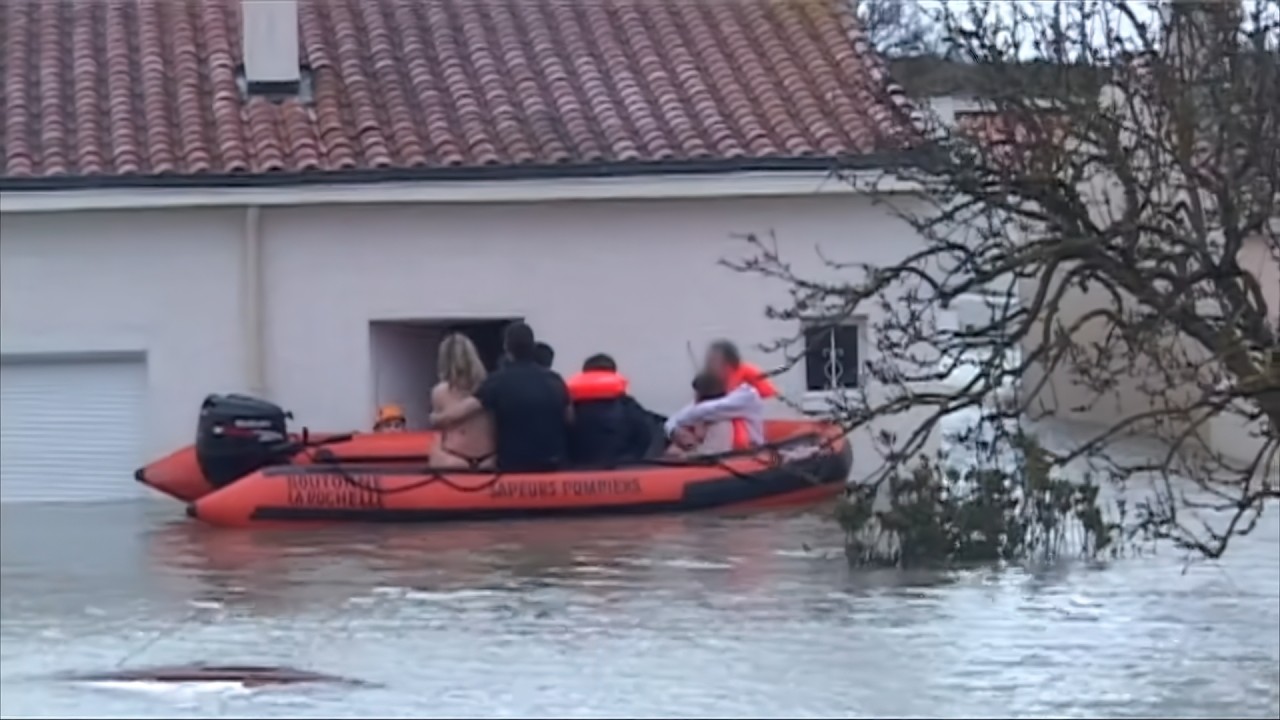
[802,322,861,392]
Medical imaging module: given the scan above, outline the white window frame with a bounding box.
[799,317,866,411]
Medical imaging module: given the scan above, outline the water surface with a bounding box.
[1,497,1277,719]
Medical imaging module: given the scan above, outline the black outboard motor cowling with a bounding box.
[195,394,293,489]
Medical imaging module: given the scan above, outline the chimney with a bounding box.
[241,0,300,95]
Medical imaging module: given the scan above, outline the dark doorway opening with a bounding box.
[368,317,521,429]
[442,319,513,372]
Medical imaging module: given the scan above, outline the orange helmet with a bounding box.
[375,404,406,426]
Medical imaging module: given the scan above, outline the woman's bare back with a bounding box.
[430,382,496,467]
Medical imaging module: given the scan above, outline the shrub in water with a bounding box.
[836,434,1128,568]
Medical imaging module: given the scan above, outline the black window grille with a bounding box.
[803,323,860,392]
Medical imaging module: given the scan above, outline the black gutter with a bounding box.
[0,153,922,193]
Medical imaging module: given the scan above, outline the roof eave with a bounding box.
[0,154,919,194]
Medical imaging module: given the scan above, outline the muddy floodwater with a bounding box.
[1,496,1278,719]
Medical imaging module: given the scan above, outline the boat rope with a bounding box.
[303,431,842,496]
[304,446,504,495]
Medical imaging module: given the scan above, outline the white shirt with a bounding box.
[663,385,765,446]
[693,421,736,455]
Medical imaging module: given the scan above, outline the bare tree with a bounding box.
[733,0,1279,559]
[853,0,940,57]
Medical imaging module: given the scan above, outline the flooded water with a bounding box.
[1,496,1277,720]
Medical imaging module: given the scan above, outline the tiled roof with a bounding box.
[0,0,917,188]
[952,109,1070,173]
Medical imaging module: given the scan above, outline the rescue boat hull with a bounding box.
[188,422,850,528]
[136,431,441,503]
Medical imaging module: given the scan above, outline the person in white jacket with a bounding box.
[663,355,766,451]
[665,372,739,456]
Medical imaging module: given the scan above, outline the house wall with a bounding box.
[1016,228,1278,461]
[0,209,246,458]
[0,192,939,481]
[1239,234,1280,330]
[915,94,984,128]
[919,90,1211,446]
[259,195,937,480]
[1015,271,1201,426]
[1205,234,1280,464]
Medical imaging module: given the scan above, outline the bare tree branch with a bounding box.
[852,0,941,57]
[733,0,1280,560]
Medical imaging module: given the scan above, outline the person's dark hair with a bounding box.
[708,339,741,368]
[533,341,555,368]
[504,322,537,362]
[582,353,617,372]
[691,371,727,402]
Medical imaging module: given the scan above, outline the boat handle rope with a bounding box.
[638,432,843,487]
[303,431,841,496]
[305,446,504,495]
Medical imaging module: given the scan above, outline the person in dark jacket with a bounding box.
[566,353,655,467]
[533,342,555,370]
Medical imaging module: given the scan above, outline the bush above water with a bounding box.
[835,435,1133,568]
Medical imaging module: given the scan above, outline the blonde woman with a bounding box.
[429,333,496,469]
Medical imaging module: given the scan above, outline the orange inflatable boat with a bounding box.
[187,418,851,528]
[136,394,441,503]
[140,394,852,527]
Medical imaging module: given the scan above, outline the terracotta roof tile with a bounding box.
[952,108,1072,174]
[0,0,917,185]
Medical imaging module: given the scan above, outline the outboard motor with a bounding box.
[195,394,294,489]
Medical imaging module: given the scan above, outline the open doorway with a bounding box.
[368,318,520,429]
[439,319,510,372]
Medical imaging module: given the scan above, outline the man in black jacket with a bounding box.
[565,353,657,467]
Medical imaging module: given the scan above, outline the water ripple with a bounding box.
[1,499,1277,719]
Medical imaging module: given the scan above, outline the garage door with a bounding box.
[0,357,146,503]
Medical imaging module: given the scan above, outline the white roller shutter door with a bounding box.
[0,357,147,503]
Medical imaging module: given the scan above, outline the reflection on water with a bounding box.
[1,497,1278,719]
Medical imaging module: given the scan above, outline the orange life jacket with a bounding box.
[727,362,778,399]
[565,371,629,402]
[726,363,770,450]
